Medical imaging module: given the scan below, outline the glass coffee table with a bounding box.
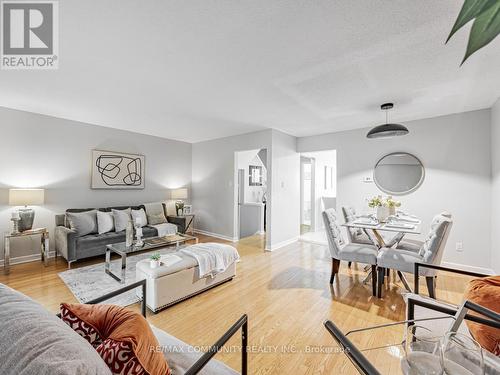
[105,233,198,283]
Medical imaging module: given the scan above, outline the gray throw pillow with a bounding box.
[66,210,98,237]
[112,208,132,232]
[131,208,147,227]
[97,211,115,234]
[144,202,168,225]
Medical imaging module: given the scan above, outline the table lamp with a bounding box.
[9,189,45,232]
[171,188,188,215]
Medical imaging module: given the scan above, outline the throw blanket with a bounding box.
[151,223,178,237]
[179,243,240,278]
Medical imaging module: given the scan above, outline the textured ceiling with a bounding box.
[1,0,499,143]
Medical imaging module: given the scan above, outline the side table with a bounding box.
[167,214,195,234]
[3,228,50,275]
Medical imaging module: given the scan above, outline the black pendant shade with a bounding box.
[366,123,409,138]
[367,103,409,139]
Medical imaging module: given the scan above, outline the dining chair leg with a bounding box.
[371,265,377,296]
[377,267,385,298]
[425,276,436,299]
[397,271,412,292]
[330,258,340,284]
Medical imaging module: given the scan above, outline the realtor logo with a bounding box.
[1,0,58,69]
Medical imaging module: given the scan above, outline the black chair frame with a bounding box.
[58,279,248,375]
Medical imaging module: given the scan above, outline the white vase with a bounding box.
[377,206,390,223]
[150,260,160,269]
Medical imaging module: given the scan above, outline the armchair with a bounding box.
[376,212,453,298]
[323,209,379,296]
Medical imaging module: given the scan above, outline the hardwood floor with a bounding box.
[0,234,471,374]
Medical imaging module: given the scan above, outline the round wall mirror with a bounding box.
[373,152,424,195]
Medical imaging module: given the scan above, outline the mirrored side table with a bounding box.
[3,228,50,275]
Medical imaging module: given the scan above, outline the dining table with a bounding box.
[341,213,422,291]
[342,214,421,248]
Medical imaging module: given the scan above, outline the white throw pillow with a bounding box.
[131,208,147,227]
[112,208,132,232]
[96,211,114,234]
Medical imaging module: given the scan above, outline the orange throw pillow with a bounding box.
[61,303,170,375]
[464,276,500,356]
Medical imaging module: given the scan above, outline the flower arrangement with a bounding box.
[367,195,401,208]
[367,195,384,208]
[385,196,402,209]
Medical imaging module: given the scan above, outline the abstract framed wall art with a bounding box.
[91,150,145,189]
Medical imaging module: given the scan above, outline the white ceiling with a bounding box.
[1,0,499,143]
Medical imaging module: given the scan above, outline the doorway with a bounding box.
[300,157,314,234]
[234,148,268,241]
[299,150,337,244]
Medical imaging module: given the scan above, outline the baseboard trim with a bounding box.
[441,261,494,275]
[265,237,299,251]
[193,229,238,243]
[298,236,328,246]
[0,251,57,267]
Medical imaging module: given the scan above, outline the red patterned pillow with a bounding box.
[97,339,147,375]
[60,304,103,348]
[60,303,170,375]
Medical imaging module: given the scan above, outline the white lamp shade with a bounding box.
[9,189,45,206]
[171,188,188,200]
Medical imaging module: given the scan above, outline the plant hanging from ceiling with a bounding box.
[446,0,500,64]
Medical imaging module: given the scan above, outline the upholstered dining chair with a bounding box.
[341,206,373,245]
[323,208,379,296]
[376,212,453,298]
[395,211,452,252]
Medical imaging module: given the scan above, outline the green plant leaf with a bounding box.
[462,1,500,63]
[446,0,498,43]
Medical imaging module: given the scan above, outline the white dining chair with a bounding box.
[396,211,452,252]
[376,212,453,298]
[323,208,379,296]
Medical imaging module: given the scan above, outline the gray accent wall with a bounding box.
[0,107,192,262]
[298,109,494,273]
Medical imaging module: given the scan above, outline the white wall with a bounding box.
[0,107,192,262]
[192,130,273,244]
[298,110,493,273]
[491,98,500,273]
[192,129,300,250]
[269,130,300,249]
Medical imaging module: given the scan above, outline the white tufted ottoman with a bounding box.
[136,250,236,312]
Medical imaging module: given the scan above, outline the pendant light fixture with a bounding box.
[366,103,409,139]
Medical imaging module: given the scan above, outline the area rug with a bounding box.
[58,247,183,306]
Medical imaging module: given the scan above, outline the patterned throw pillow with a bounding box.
[97,339,147,375]
[60,303,171,375]
[60,304,103,348]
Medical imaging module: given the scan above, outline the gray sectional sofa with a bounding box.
[0,280,246,375]
[55,204,183,267]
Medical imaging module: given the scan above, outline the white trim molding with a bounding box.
[265,236,299,251]
[194,229,238,243]
[441,261,494,275]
